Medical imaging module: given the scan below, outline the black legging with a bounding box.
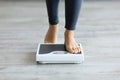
[46,0,82,30]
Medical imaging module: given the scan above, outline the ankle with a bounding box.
[47,24,58,32]
[65,29,75,38]
[44,24,58,43]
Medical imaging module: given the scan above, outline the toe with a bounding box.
[74,48,78,54]
[72,47,76,54]
[78,47,81,53]
[75,44,81,54]
[77,46,81,53]
[73,45,78,54]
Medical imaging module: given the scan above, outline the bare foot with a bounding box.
[64,30,81,54]
[44,24,58,43]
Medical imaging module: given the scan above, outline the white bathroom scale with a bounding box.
[36,43,84,64]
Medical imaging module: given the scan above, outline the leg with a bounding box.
[44,0,60,43]
[64,0,82,53]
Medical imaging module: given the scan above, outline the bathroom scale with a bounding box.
[36,43,84,64]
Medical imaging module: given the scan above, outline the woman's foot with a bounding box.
[64,29,81,54]
[44,24,58,43]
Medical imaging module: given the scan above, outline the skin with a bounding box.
[44,24,81,54]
